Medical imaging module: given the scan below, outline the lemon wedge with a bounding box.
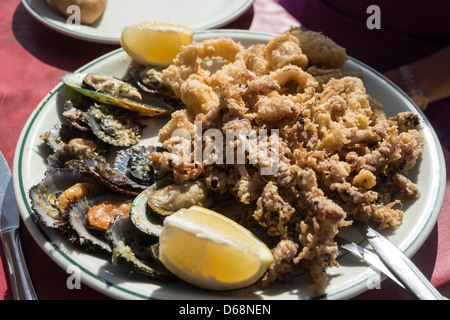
[120,20,195,66]
[158,206,273,291]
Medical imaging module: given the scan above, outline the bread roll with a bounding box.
[48,0,107,25]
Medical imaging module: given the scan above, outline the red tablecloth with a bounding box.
[1,0,449,300]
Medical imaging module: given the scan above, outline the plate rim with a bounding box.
[21,0,255,44]
[12,29,446,300]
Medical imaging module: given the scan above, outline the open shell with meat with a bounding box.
[105,214,174,280]
[61,72,175,117]
[129,179,213,238]
[28,168,134,252]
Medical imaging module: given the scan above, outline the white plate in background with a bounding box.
[22,0,254,44]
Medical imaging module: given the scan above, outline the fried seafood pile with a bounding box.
[30,27,424,294]
[147,28,424,292]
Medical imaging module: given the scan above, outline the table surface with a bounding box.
[1,0,449,300]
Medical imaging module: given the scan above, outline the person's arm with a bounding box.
[384,46,450,108]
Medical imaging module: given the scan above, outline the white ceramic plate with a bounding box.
[13,30,446,300]
[21,0,254,44]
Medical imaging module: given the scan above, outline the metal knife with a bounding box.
[0,152,38,300]
[353,221,447,300]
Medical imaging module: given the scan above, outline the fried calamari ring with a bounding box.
[270,65,318,103]
[266,34,308,71]
[161,38,245,97]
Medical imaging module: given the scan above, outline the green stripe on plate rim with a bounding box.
[16,32,444,300]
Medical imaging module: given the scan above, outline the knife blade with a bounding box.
[0,152,38,300]
[0,156,19,233]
